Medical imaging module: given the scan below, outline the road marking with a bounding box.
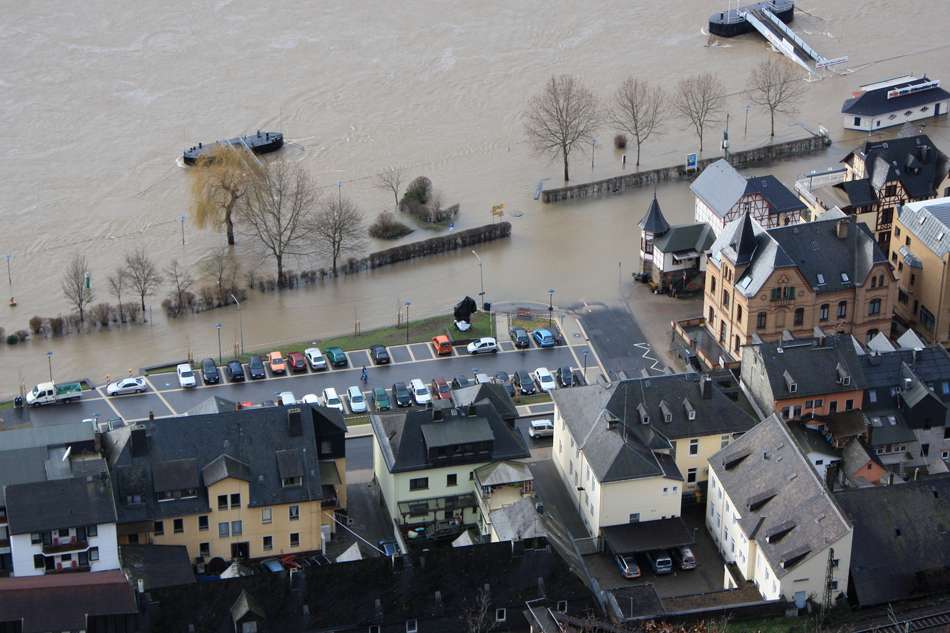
[143,375,180,415]
[634,342,664,374]
[98,388,124,418]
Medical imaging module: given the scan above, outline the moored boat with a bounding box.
[183,130,284,165]
[708,0,793,37]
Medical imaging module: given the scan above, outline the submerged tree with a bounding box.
[316,196,365,275]
[747,57,806,136]
[125,248,163,313]
[62,253,95,325]
[190,146,263,245]
[610,77,668,166]
[376,166,404,211]
[672,72,727,152]
[524,75,602,181]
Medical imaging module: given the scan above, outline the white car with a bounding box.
[474,373,491,385]
[346,386,367,413]
[107,376,147,396]
[305,347,327,371]
[466,337,498,354]
[528,419,555,439]
[409,379,431,405]
[301,393,320,404]
[534,367,557,392]
[176,363,197,388]
[321,387,345,413]
[279,391,297,406]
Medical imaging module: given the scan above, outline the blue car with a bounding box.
[533,329,556,347]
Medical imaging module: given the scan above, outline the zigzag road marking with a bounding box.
[634,342,664,374]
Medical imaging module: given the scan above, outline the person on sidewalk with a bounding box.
[361,366,368,384]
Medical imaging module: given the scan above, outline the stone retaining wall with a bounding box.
[362,222,511,269]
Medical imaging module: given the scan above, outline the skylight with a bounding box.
[920,216,926,225]
[741,276,752,289]
[939,232,945,241]
[817,273,825,284]
[841,272,850,282]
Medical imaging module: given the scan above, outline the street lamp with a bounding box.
[591,139,596,169]
[215,323,222,364]
[46,351,53,382]
[472,250,485,308]
[405,302,411,344]
[583,349,589,382]
[336,180,343,206]
[231,294,243,355]
[744,105,750,135]
[548,289,554,328]
[179,216,186,245]
[4,254,10,285]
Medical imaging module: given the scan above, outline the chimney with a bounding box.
[130,425,149,458]
[432,407,443,422]
[837,218,849,239]
[701,375,713,400]
[511,540,525,558]
[467,404,477,417]
[287,407,302,437]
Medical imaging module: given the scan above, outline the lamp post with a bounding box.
[215,323,222,364]
[336,180,343,206]
[548,289,554,327]
[591,139,596,169]
[405,302,411,344]
[46,351,53,382]
[231,294,243,355]
[472,250,485,308]
[4,254,10,285]
[744,105,750,135]
[179,216,186,245]
[583,349,589,382]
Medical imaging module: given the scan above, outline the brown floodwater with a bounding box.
[1,0,949,393]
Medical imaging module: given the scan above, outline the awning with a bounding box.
[319,461,342,485]
[602,518,694,555]
[672,250,701,261]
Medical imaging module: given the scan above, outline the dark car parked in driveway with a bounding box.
[226,360,245,382]
[494,371,515,396]
[200,358,220,384]
[513,369,536,395]
[287,351,308,373]
[370,344,391,365]
[326,346,348,367]
[248,355,266,380]
[509,327,529,349]
[451,375,472,390]
[392,382,411,407]
[557,366,574,387]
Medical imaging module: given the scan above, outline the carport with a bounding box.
[602,518,694,555]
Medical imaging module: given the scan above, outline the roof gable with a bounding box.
[689,159,748,217]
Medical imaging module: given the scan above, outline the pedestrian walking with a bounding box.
[361,366,368,384]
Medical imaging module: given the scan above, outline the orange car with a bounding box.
[432,335,452,355]
[268,351,286,374]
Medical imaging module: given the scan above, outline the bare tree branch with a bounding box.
[376,166,404,210]
[316,196,366,275]
[163,260,196,317]
[198,246,241,294]
[610,78,668,166]
[125,248,163,313]
[672,73,727,152]
[107,270,127,323]
[524,75,602,181]
[62,253,95,325]
[746,57,806,136]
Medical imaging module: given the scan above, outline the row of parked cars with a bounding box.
[615,546,696,579]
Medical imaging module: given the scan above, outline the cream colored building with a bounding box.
[707,415,852,607]
[106,406,346,564]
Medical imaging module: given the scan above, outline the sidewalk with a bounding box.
[620,279,704,374]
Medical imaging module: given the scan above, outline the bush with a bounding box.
[614,133,627,149]
[0,326,5,341]
[15,329,28,342]
[6,334,18,345]
[369,211,413,239]
[48,317,64,335]
[29,315,45,335]
[401,176,432,206]
[90,303,113,327]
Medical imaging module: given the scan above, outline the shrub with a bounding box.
[6,334,17,345]
[401,176,432,206]
[198,285,216,308]
[614,133,627,149]
[370,211,413,239]
[29,315,45,335]
[0,326,5,341]
[123,303,141,322]
[15,329,28,342]
[90,303,113,327]
[48,317,64,335]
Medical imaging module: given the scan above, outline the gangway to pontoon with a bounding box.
[739,5,845,77]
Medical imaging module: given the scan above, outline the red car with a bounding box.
[430,377,451,399]
[287,351,308,373]
[281,555,311,570]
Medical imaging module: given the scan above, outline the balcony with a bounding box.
[45,561,91,574]
[320,484,338,509]
[42,537,89,555]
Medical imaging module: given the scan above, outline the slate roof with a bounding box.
[841,131,950,200]
[145,542,594,633]
[841,76,950,116]
[834,475,950,606]
[185,395,240,416]
[0,570,136,633]
[834,178,879,208]
[451,383,519,420]
[638,195,670,235]
[865,409,918,447]
[0,421,96,451]
[751,337,865,401]
[899,197,950,258]
[5,476,117,535]
[745,175,807,216]
[840,439,884,484]
[119,544,196,590]
[152,458,199,493]
[786,421,841,459]
[0,446,48,507]
[104,405,334,525]
[371,403,529,474]
[713,213,887,300]
[859,345,950,421]
[651,222,715,257]
[710,415,852,579]
[474,461,533,486]
[690,159,749,218]
[490,496,545,542]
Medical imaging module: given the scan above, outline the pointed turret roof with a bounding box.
[638,195,670,236]
[730,211,757,266]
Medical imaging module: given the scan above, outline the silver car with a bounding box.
[346,386,367,413]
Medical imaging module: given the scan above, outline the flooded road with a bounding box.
[1,0,949,391]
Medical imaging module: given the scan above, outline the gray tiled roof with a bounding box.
[450,383,518,420]
[651,223,715,256]
[751,336,865,400]
[6,476,118,535]
[689,159,748,219]
[834,178,878,207]
[710,415,851,579]
[745,175,806,215]
[841,77,950,116]
[371,403,529,474]
[840,438,883,482]
[202,455,252,487]
[152,459,199,493]
[0,421,95,451]
[843,132,949,200]
[0,446,48,507]
[899,197,950,259]
[834,475,950,606]
[490,496,545,542]
[638,195,670,235]
[865,408,917,446]
[786,421,840,459]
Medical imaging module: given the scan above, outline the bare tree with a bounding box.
[234,160,320,282]
[464,587,492,633]
[190,145,264,245]
[376,166,404,210]
[107,270,128,322]
[610,78,668,166]
[524,75,602,181]
[163,260,196,317]
[125,248,163,313]
[672,72,727,152]
[198,246,241,294]
[62,253,95,325]
[747,57,806,136]
[316,196,365,275]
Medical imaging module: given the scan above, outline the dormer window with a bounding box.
[637,403,650,425]
[783,370,797,393]
[836,362,851,386]
[841,272,850,283]
[683,398,696,421]
[282,477,302,488]
[659,400,672,423]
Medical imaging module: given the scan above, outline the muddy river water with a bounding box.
[1,0,949,392]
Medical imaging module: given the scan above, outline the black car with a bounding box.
[226,360,245,382]
[370,344,391,365]
[200,358,220,384]
[248,355,266,380]
[392,382,412,407]
[509,327,529,349]
[493,371,515,396]
[556,366,574,388]
[513,369,536,395]
[451,375,472,390]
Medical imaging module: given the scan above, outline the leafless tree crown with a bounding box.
[746,57,806,136]
[376,166,404,210]
[672,73,727,152]
[125,248,164,312]
[524,75,602,181]
[610,77,668,166]
[62,253,95,324]
[316,196,366,275]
